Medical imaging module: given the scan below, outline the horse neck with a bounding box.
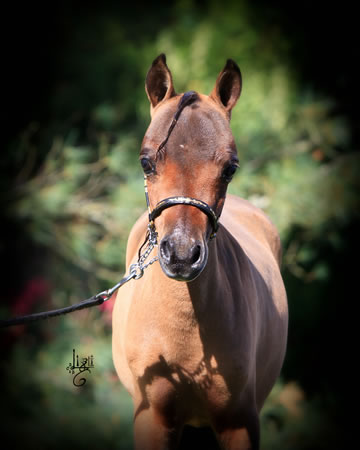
[188,230,240,318]
[145,228,239,323]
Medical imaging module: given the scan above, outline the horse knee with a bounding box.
[136,375,183,429]
[134,407,181,450]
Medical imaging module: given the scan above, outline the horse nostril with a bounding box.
[190,244,202,266]
[160,239,171,264]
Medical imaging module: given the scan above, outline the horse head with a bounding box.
[140,54,242,281]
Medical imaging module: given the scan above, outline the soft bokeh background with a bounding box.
[1,0,358,448]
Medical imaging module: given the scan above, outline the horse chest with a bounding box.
[139,350,234,425]
[126,306,249,416]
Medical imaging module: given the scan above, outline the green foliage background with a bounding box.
[1,1,358,448]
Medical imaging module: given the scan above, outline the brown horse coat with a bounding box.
[112,55,288,449]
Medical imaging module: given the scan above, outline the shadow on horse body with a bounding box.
[112,54,288,450]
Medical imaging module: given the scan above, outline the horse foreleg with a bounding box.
[133,407,181,450]
[214,411,260,450]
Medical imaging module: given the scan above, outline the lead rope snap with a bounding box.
[129,263,144,280]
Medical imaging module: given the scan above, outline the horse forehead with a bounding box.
[175,106,230,145]
[146,95,232,152]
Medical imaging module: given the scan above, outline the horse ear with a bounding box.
[145,54,176,111]
[210,59,242,118]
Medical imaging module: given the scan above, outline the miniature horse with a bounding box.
[112,54,288,450]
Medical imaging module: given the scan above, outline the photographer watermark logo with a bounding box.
[66,349,94,387]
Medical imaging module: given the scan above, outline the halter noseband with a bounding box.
[144,176,219,241]
[150,194,218,239]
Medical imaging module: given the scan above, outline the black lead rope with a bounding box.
[0,293,108,328]
[0,90,217,329]
[0,241,156,328]
[0,271,137,329]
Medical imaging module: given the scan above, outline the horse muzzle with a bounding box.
[159,233,208,281]
[146,194,219,281]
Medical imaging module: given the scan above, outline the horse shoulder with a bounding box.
[125,211,148,266]
[113,212,149,397]
[221,194,288,350]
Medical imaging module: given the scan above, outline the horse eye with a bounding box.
[222,164,238,181]
[140,158,154,174]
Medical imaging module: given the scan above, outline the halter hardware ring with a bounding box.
[130,263,144,280]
